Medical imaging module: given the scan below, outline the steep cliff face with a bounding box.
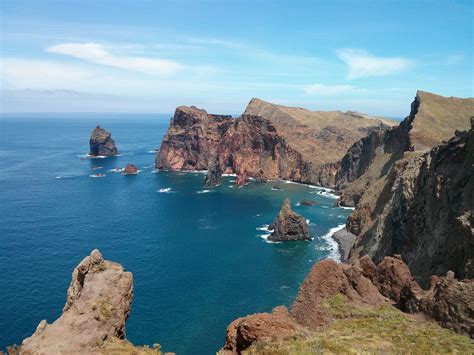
[156,107,312,184]
[342,91,474,283]
[89,125,118,156]
[157,100,395,186]
[14,250,162,354]
[351,128,474,282]
[221,256,473,353]
[244,98,396,186]
[156,106,233,171]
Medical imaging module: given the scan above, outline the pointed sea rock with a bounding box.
[268,198,311,242]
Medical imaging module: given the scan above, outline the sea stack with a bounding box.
[89,125,118,157]
[268,198,311,242]
[123,164,138,175]
[235,171,249,187]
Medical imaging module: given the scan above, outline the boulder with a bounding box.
[298,199,316,206]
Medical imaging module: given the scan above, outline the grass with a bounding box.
[246,295,474,354]
[92,299,114,321]
[100,337,161,354]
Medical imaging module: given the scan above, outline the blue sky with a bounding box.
[1,0,473,116]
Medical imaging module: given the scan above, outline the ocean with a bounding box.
[0,114,352,354]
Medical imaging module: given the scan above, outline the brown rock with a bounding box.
[268,198,311,242]
[298,199,316,206]
[290,259,389,329]
[89,125,118,156]
[221,307,299,354]
[234,171,249,187]
[123,164,138,175]
[16,250,156,354]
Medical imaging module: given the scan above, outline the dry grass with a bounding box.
[245,295,474,354]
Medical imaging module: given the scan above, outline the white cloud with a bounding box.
[337,49,413,79]
[1,58,94,89]
[444,53,465,65]
[46,42,183,75]
[305,84,357,96]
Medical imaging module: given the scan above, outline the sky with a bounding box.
[1,0,473,117]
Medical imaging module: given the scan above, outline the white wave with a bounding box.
[158,187,172,193]
[306,219,310,225]
[319,224,346,262]
[150,170,159,174]
[259,233,280,244]
[313,190,340,199]
[146,150,157,154]
[197,189,211,194]
[256,224,270,231]
[109,168,124,173]
[222,173,237,177]
[271,187,282,191]
[340,206,355,210]
[55,176,62,179]
[321,205,329,209]
[89,174,106,178]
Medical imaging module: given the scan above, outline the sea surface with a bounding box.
[0,114,352,354]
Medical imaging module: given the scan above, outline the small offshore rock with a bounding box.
[123,164,138,175]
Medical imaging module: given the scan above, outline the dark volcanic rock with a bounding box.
[89,125,118,157]
[268,198,311,242]
[204,150,222,187]
[331,228,357,262]
[298,199,316,206]
[123,164,138,175]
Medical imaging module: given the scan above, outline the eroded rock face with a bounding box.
[123,164,138,175]
[89,125,118,156]
[18,250,135,354]
[350,128,474,283]
[268,198,311,242]
[156,100,394,187]
[204,150,222,187]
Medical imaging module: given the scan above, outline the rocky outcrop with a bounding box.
[13,250,162,354]
[298,199,316,206]
[331,228,357,262]
[268,198,311,242]
[123,164,138,175]
[89,125,118,156]
[204,150,222,187]
[156,100,395,187]
[234,171,249,187]
[221,306,300,354]
[221,255,474,353]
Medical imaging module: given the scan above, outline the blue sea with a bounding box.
[0,114,352,354]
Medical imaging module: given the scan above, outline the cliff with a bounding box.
[220,256,473,354]
[156,100,395,186]
[89,125,118,157]
[336,92,474,283]
[11,250,163,354]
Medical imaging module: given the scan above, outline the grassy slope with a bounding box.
[246,295,474,354]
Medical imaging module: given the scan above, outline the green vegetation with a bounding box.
[96,261,107,272]
[246,295,474,354]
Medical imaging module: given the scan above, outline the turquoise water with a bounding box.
[0,114,351,354]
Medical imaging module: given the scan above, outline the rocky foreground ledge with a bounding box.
[220,255,473,354]
[8,250,168,355]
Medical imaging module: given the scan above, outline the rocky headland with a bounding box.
[268,198,311,242]
[9,250,166,354]
[156,100,395,187]
[89,125,118,157]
